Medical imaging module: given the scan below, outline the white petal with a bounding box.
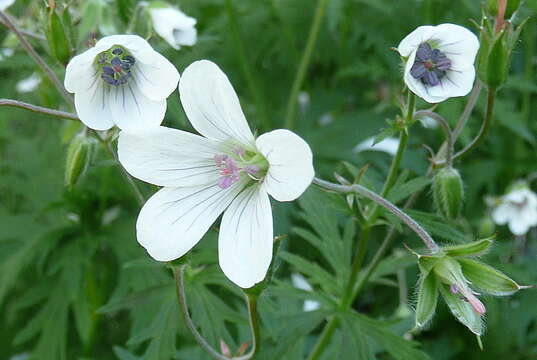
[427,66,475,99]
[397,25,435,57]
[218,186,273,288]
[118,126,221,187]
[403,51,448,103]
[434,24,480,65]
[137,181,246,261]
[150,7,197,49]
[304,300,321,312]
[291,273,313,291]
[256,129,314,202]
[179,60,255,146]
[173,27,197,48]
[353,136,399,155]
[108,83,166,130]
[491,203,513,225]
[16,73,41,93]
[508,216,531,236]
[0,0,14,10]
[134,53,180,102]
[64,47,101,94]
[74,82,114,130]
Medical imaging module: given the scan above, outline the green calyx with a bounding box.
[432,167,464,220]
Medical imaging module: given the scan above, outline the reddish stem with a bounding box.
[495,0,507,33]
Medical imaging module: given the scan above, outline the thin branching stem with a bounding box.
[0,11,73,106]
[0,99,78,121]
[414,110,454,167]
[174,265,260,360]
[0,16,46,41]
[313,178,439,253]
[283,0,329,129]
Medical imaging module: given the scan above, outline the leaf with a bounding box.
[388,176,432,204]
[406,210,470,244]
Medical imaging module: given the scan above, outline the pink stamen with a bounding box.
[233,147,246,157]
[467,294,486,315]
[450,284,459,294]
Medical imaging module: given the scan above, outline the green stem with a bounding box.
[283,0,329,129]
[225,0,270,131]
[0,99,78,121]
[0,11,73,106]
[414,110,453,167]
[174,265,261,360]
[306,95,415,360]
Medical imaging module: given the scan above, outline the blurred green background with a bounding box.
[2,0,537,359]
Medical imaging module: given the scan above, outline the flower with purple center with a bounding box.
[117,60,314,288]
[64,35,180,131]
[397,24,479,103]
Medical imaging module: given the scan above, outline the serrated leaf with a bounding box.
[388,176,432,204]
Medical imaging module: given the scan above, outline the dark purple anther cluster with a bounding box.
[410,42,451,86]
[100,47,136,87]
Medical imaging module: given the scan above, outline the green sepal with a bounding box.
[415,272,439,328]
[438,283,484,335]
[432,256,467,287]
[417,254,443,276]
[46,7,72,64]
[443,236,494,258]
[486,30,508,88]
[458,258,521,296]
[432,167,464,220]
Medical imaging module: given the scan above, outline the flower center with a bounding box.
[214,147,268,189]
[410,42,451,86]
[96,46,136,87]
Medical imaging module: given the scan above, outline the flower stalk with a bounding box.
[174,264,260,360]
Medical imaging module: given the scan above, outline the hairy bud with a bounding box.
[433,167,464,220]
[65,132,95,189]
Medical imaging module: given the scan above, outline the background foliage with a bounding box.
[1,0,537,359]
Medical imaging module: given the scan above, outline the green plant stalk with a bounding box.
[0,11,73,106]
[225,0,270,131]
[283,0,329,129]
[0,99,78,120]
[307,94,415,360]
[174,265,261,360]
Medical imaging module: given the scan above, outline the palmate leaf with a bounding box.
[341,310,431,360]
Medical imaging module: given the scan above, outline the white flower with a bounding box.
[291,273,320,312]
[64,35,180,131]
[491,187,537,236]
[353,136,399,156]
[16,73,41,93]
[118,60,314,288]
[397,24,479,103]
[148,3,197,50]
[0,0,15,11]
[0,47,14,61]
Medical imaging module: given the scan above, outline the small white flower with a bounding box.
[291,273,320,312]
[491,186,537,236]
[64,35,180,131]
[118,60,314,288]
[397,24,479,103]
[0,0,15,11]
[353,136,399,156]
[16,73,41,93]
[148,3,197,50]
[0,47,14,61]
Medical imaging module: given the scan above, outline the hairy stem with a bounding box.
[0,11,73,106]
[174,265,260,360]
[313,178,439,253]
[0,99,78,121]
[414,110,454,167]
[283,0,329,129]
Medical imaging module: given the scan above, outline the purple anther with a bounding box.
[410,42,452,86]
[112,48,123,55]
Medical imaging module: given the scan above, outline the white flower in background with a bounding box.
[0,47,14,61]
[490,185,537,236]
[0,0,15,11]
[397,24,479,103]
[298,91,310,113]
[16,73,41,93]
[118,60,314,288]
[64,35,180,131]
[354,136,399,156]
[148,2,197,50]
[291,273,321,312]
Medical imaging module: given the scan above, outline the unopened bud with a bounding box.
[65,132,95,189]
[46,6,72,64]
[433,167,464,220]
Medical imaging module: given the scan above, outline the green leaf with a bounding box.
[415,273,438,328]
[459,258,521,296]
[443,237,494,258]
[407,210,470,243]
[438,283,484,335]
[388,176,432,204]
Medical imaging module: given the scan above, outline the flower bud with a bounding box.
[46,6,72,65]
[65,132,95,189]
[433,167,464,220]
[478,216,496,238]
